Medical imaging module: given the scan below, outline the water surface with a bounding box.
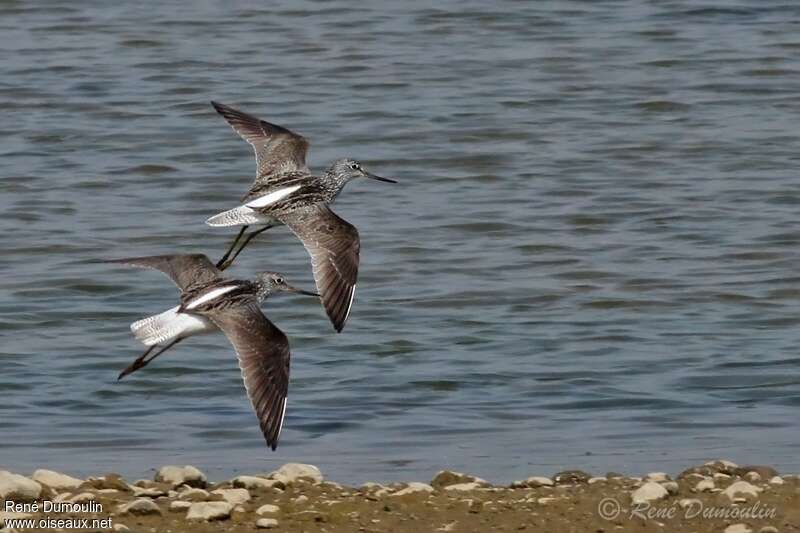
[1,0,799,483]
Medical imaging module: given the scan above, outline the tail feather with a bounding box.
[131,306,211,346]
[206,205,267,227]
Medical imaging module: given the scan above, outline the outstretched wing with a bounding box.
[106,254,222,291]
[206,303,290,450]
[211,101,310,183]
[280,204,359,332]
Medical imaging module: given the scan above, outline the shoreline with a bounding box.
[0,460,797,532]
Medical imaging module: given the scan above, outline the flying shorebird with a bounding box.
[206,101,397,333]
[109,253,317,450]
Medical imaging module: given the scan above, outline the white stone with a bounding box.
[269,463,323,485]
[759,527,779,533]
[724,524,752,533]
[588,477,606,484]
[177,487,209,501]
[722,481,762,501]
[256,518,279,529]
[631,482,669,504]
[31,469,84,490]
[186,501,233,521]
[256,504,280,515]
[768,476,784,485]
[232,475,282,490]
[645,472,669,483]
[112,525,131,532]
[211,488,251,505]
[695,479,715,492]
[169,501,192,511]
[68,492,96,503]
[660,481,679,494]
[443,482,483,492]
[0,471,42,501]
[117,498,162,516]
[525,476,554,487]
[392,482,434,496]
[537,497,558,504]
[132,486,167,498]
[294,494,309,504]
[155,465,207,488]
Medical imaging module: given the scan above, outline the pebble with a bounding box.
[31,469,84,491]
[112,524,131,532]
[256,517,279,529]
[431,470,487,489]
[722,481,762,501]
[443,482,483,492]
[232,475,284,490]
[631,482,668,504]
[294,494,309,504]
[169,501,192,512]
[211,487,251,505]
[769,476,784,485]
[186,501,233,521]
[254,504,279,516]
[117,498,162,516]
[695,479,715,492]
[392,482,434,496]
[0,471,42,502]
[644,472,669,483]
[54,492,72,502]
[510,476,554,489]
[660,481,679,495]
[87,474,131,492]
[587,477,606,484]
[68,492,96,503]
[269,463,323,485]
[155,465,207,488]
[552,470,590,484]
[132,486,167,498]
[724,524,752,533]
[759,527,778,533]
[177,487,210,501]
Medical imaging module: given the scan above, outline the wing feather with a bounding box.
[106,254,222,290]
[211,101,310,183]
[206,303,290,450]
[280,205,359,332]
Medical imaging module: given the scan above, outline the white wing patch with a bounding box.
[245,185,302,208]
[343,284,357,323]
[185,285,239,310]
[277,397,287,437]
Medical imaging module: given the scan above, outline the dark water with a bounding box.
[2,0,800,484]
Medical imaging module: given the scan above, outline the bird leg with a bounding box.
[216,226,248,269]
[118,338,184,380]
[217,225,274,271]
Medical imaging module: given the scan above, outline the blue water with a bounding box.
[1,0,799,484]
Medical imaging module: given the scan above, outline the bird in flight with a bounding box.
[207,101,396,332]
[109,253,317,450]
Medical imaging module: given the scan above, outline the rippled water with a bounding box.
[2,1,800,484]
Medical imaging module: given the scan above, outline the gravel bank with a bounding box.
[1,460,798,532]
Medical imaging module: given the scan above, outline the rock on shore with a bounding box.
[0,460,796,532]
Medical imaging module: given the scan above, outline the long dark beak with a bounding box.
[286,284,320,297]
[365,172,397,184]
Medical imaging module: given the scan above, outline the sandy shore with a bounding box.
[1,460,798,532]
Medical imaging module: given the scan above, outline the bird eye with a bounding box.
[275,277,284,283]
[350,163,359,170]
